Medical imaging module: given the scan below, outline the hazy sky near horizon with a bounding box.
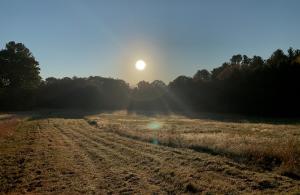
[1,0,300,84]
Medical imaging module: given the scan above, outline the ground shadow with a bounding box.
[27,109,118,120]
[181,111,300,125]
[127,110,300,125]
[8,109,300,125]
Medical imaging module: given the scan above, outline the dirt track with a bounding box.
[1,118,300,194]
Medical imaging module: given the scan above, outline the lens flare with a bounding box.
[147,121,162,130]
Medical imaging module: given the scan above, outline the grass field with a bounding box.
[1,111,300,194]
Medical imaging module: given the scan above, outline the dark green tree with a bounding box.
[0,41,41,109]
[193,69,211,82]
[230,54,242,65]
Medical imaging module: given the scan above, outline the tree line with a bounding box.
[1,41,300,116]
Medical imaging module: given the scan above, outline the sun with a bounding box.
[135,60,146,71]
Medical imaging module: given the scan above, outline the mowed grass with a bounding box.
[1,111,300,193]
[86,111,300,179]
[0,114,21,138]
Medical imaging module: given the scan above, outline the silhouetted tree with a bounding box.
[230,54,242,65]
[242,55,251,66]
[37,76,130,110]
[211,63,229,80]
[167,48,300,116]
[0,41,41,109]
[193,69,211,82]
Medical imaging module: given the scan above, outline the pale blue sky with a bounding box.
[1,0,300,84]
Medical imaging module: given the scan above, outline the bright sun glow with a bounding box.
[135,60,146,71]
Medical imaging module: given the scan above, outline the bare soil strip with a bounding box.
[1,118,300,194]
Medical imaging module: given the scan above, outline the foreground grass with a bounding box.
[87,112,300,179]
[0,114,21,138]
[1,111,300,194]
